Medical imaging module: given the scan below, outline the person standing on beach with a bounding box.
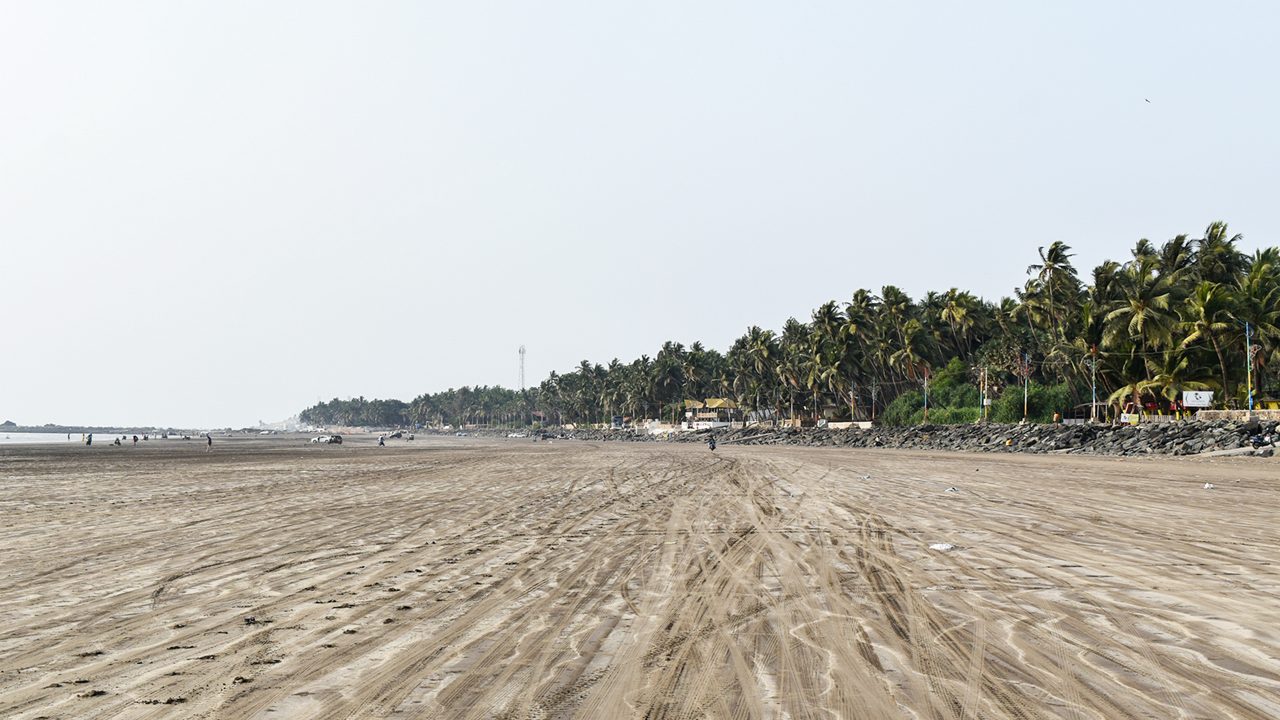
[86,433,92,446]
[206,434,213,451]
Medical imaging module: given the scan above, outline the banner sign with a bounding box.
[1182,391,1213,408]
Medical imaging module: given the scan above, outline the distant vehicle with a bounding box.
[310,435,343,444]
[455,431,468,437]
[507,432,526,438]
[259,430,272,435]
[388,431,403,439]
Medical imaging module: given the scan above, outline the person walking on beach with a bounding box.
[85,433,92,446]
[206,434,213,451]
[378,435,386,447]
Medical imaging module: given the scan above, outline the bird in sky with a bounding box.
[1145,98,1151,103]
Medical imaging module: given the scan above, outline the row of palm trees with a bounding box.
[301,222,1279,427]
[536,222,1278,424]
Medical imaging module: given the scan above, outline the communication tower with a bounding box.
[519,345,526,391]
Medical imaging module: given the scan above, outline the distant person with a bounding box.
[86,433,93,446]
[708,435,716,451]
[378,435,386,447]
[132,435,138,446]
[113,437,121,446]
[206,434,213,451]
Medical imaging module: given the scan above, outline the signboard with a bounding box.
[1120,413,1141,425]
[1182,391,1213,408]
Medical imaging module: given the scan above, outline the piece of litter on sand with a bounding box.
[944,487,959,493]
[929,543,955,552]
[861,474,871,480]
[1203,483,1215,490]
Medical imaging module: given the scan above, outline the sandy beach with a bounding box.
[1,436,1277,719]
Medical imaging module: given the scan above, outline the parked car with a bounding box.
[310,435,343,444]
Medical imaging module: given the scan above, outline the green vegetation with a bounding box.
[302,222,1280,428]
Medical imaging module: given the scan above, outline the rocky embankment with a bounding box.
[561,419,1279,457]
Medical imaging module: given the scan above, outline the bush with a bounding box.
[990,382,1072,423]
[880,390,923,427]
[927,358,979,409]
[927,406,981,424]
[882,388,982,426]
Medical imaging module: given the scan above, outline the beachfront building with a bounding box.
[682,398,738,431]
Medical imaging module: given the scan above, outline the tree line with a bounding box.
[301,222,1278,428]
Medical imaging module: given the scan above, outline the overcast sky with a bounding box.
[3,2,1277,428]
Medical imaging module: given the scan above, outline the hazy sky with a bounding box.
[3,2,1277,428]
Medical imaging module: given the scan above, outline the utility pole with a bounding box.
[923,372,930,423]
[1246,322,1254,411]
[518,345,527,427]
[1022,352,1030,421]
[1090,345,1098,422]
[980,367,988,422]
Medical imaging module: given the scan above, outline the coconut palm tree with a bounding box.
[745,326,781,418]
[1103,257,1177,407]
[940,288,982,358]
[1180,281,1235,403]
[1195,221,1248,286]
[1027,241,1081,342]
[777,318,809,421]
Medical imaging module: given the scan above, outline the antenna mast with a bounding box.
[519,345,526,392]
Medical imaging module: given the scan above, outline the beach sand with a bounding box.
[1,436,1277,718]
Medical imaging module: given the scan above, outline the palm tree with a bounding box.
[1109,349,1213,412]
[1103,257,1177,407]
[1027,241,1080,342]
[1145,350,1214,408]
[940,288,981,358]
[744,326,780,419]
[889,318,937,385]
[777,318,809,421]
[1158,234,1194,282]
[1180,281,1235,403]
[1195,221,1248,286]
